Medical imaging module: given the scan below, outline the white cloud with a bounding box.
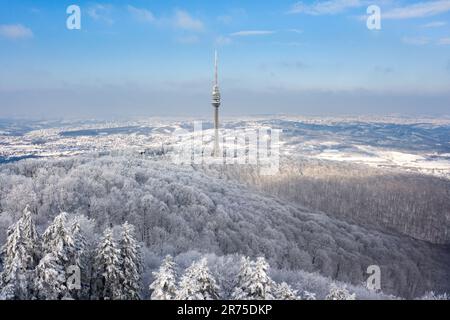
[173,10,204,31]
[421,21,447,28]
[287,28,303,34]
[0,24,33,39]
[230,30,275,36]
[127,5,155,23]
[437,37,450,45]
[383,1,450,19]
[288,0,362,15]
[402,36,430,45]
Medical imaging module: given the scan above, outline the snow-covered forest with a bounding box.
[2,206,445,300]
[0,154,449,299]
[210,158,450,244]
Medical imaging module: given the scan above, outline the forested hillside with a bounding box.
[0,154,449,298]
[207,158,450,244]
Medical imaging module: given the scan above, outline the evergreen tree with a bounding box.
[69,219,89,299]
[119,222,142,300]
[41,213,75,261]
[0,223,32,299]
[176,258,219,300]
[34,213,76,299]
[231,256,254,300]
[93,228,123,300]
[0,207,40,300]
[325,283,356,300]
[34,253,67,300]
[232,257,275,300]
[248,257,275,300]
[20,205,41,265]
[149,255,177,300]
[273,282,298,300]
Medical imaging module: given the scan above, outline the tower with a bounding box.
[211,50,221,157]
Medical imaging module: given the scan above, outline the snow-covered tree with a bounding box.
[0,207,40,300]
[41,213,75,261]
[273,282,298,300]
[176,258,219,300]
[0,223,33,299]
[34,253,67,300]
[20,205,41,265]
[69,219,89,299]
[119,222,142,300]
[92,228,123,300]
[34,213,76,299]
[302,290,317,300]
[149,255,177,300]
[326,283,356,300]
[231,256,254,300]
[249,257,275,300]
[232,257,275,300]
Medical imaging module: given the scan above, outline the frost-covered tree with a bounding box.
[176,258,219,300]
[232,257,274,300]
[149,255,177,300]
[34,253,67,300]
[20,205,41,264]
[249,257,275,300]
[326,283,356,300]
[92,228,123,300]
[41,213,75,261]
[302,290,317,300]
[119,222,142,300]
[273,282,298,300]
[34,213,77,299]
[69,219,89,299]
[231,256,254,300]
[0,223,33,299]
[0,207,40,300]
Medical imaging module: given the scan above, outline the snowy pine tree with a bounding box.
[176,258,219,300]
[0,207,40,300]
[248,257,275,300]
[34,253,67,300]
[149,255,178,300]
[69,219,89,299]
[41,213,75,261]
[20,205,41,265]
[231,256,254,300]
[34,213,76,299]
[0,223,33,299]
[92,228,123,300]
[325,283,356,300]
[273,282,298,300]
[119,222,142,300]
[232,257,275,300]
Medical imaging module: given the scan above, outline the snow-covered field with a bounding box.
[1,116,449,178]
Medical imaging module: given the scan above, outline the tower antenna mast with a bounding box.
[212,50,221,157]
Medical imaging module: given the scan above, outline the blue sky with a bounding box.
[0,0,450,118]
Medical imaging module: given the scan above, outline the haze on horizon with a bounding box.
[1,0,450,119]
